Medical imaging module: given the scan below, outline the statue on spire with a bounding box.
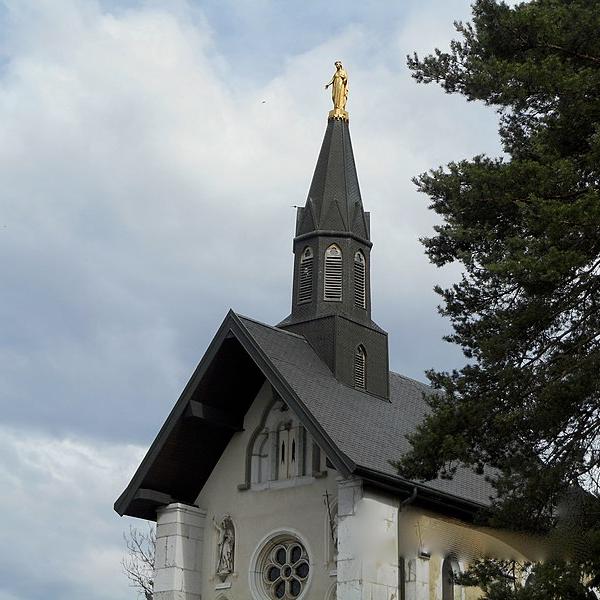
[325,61,349,120]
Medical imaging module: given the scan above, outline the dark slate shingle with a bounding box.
[238,314,495,508]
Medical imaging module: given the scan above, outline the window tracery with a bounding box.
[262,540,310,599]
[249,399,321,487]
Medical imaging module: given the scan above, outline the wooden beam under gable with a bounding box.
[184,400,243,431]
[133,488,174,506]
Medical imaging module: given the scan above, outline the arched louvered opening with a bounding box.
[298,247,314,304]
[354,250,366,309]
[354,345,366,390]
[324,244,343,301]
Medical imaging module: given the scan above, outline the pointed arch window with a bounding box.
[298,247,314,304]
[354,251,366,309]
[246,398,326,490]
[442,557,460,600]
[324,244,343,302]
[354,345,366,390]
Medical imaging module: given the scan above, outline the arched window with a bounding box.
[354,346,366,390]
[324,244,343,301]
[298,247,313,304]
[247,398,320,488]
[277,423,300,479]
[442,557,460,600]
[354,251,366,309]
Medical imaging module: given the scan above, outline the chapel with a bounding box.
[115,63,543,600]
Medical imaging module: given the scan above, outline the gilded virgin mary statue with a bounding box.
[325,61,349,120]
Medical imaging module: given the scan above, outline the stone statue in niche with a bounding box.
[214,515,235,580]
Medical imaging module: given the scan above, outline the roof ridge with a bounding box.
[389,370,431,388]
[234,313,308,341]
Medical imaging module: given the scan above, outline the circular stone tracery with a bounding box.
[261,540,310,599]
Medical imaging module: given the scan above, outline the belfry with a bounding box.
[115,63,543,600]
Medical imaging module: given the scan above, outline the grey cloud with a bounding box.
[1,1,501,445]
[0,426,144,600]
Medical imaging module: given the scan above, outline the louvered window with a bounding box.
[354,346,366,390]
[324,244,343,301]
[354,251,366,309]
[298,247,313,304]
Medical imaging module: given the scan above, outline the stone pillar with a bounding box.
[154,503,206,600]
[404,555,430,600]
[337,477,363,600]
[337,478,400,600]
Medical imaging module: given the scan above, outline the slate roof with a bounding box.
[115,311,494,520]
[295,118,370,241]
[238,314,495,508]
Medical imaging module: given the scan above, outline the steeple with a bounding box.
[279,65,389,399]
[295,118,370,242]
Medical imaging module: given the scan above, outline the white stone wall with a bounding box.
[397,506,545,600]
[337,478,400,600]
[150,380,546,600]
[194,381,338,600]
[335,483,546,600]
[154,503,206,600]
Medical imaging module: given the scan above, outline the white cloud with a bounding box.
[0,425,144,599]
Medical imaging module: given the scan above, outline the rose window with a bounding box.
[262,541,310,599]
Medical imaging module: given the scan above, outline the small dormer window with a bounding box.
[354,251,366,309]
[298,247,313,304]
[324,244,343,302]
[354,345,366,389]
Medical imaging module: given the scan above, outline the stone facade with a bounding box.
[151,383,544,600]
[154,503,206,600]
[120,112,547,600]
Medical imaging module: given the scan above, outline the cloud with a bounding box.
[0,0,501,445]
[0,1,508,598]
[0,425,144,600]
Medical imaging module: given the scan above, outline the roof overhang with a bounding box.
[114,310,354,520]
[115,310,486,522]
[355,467,486,521]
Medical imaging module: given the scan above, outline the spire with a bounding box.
[295,118,370,242]
[278,64,389,399]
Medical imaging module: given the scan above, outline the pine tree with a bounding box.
[395,1,600,596]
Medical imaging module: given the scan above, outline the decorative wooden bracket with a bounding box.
[133,488,174,506]
[185,400,243,431]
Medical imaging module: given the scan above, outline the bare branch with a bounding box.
[122,522,155,599]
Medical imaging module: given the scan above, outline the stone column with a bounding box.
[404,556,430,600]
[154,503,206,600]
[337,477,363,600]
[336,478,400,600]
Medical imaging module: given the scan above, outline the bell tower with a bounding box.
[279,67,389,399]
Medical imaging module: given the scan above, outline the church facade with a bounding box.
[115,85,543,600]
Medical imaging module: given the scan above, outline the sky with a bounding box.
[0,1,503,598]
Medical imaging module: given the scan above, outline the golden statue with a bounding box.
[325,61,348,120]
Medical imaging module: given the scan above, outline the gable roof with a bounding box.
[115,311,494,521]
